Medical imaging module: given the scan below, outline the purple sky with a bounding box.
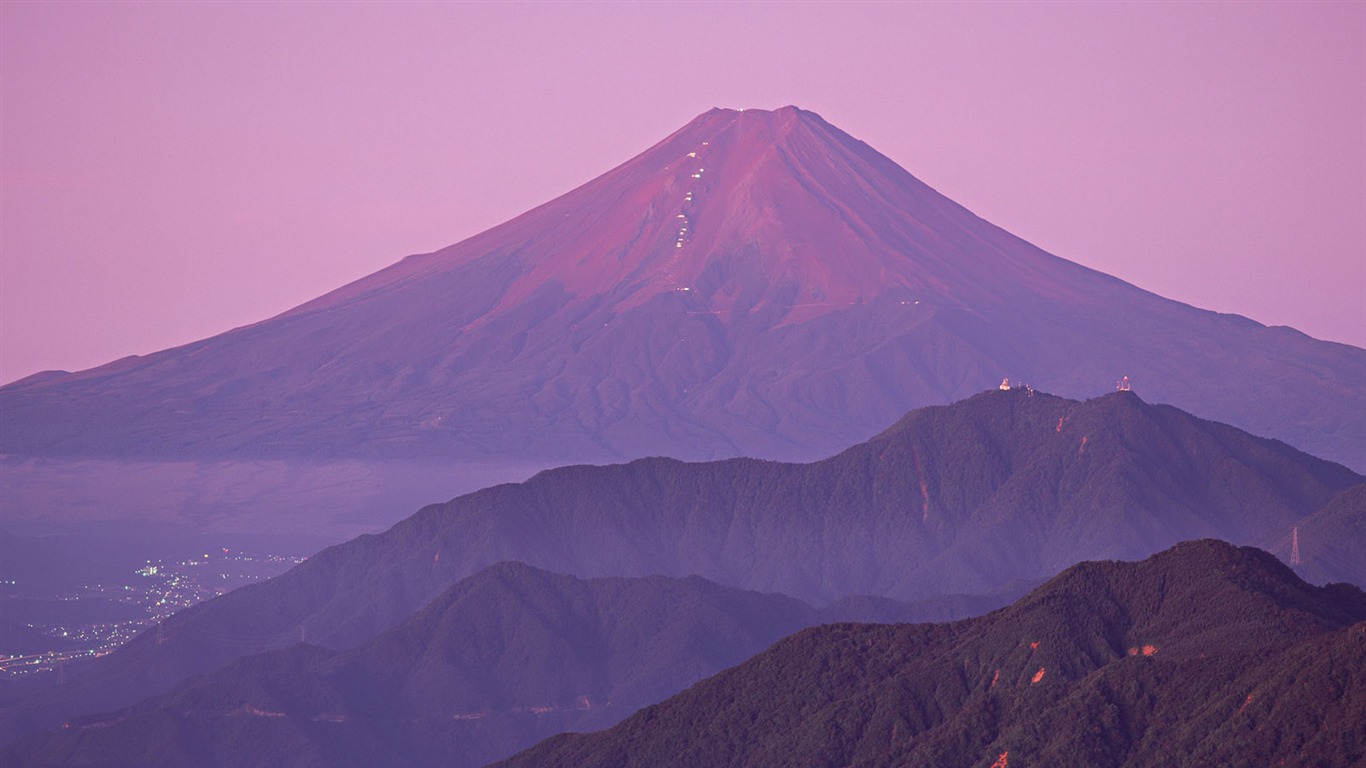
[2,2,1362,385]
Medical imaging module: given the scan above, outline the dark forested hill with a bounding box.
[494,540,1366,768]
[2,389,1357,746]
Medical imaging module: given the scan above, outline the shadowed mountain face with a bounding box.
[2,106,1362,470]
[493,540,1366,768]
[1,389,1356,745]
[1258,483,1366,587]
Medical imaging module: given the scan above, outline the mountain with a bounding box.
[2,389,1356,744]
[493,540,1366,768]
[1259,483,1366,587]
[0,563,960,768]
[2,106,1362,471]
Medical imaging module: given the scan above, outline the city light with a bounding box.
[0,548,305,676]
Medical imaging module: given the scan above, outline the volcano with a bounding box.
[2,106,1363,471]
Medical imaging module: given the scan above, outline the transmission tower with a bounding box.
[1290,526,1301,566]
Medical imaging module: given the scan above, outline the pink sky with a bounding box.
[2,2,1362,385]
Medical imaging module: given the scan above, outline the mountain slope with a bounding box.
[0,563,951,768]
[1259,482,1366,587]
[2,389,1356,745]
[2,106,1362,470]
[493,540,1366,768]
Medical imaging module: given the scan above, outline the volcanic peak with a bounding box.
[282,104,1082,331]
[3,107,1361,470]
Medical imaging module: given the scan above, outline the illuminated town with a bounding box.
[0,548,304,676]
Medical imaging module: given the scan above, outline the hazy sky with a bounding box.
[2,2,1362,384]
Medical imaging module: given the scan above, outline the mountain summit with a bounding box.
[290,106,1092,319]
[2,106,1362,468]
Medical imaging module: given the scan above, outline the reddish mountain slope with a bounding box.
[2,107,1362,469]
